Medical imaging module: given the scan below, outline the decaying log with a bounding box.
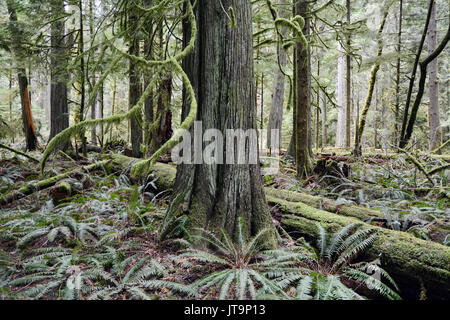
[265,187,384,220]
[268,195,450,299]
[0,155,177,206]
[0,160,112,206]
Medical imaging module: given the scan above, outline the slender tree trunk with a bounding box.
[353,10,389,156]
[402,22,450,148]
[381,81,388,151]
[78,0,87,156]
[128,10,143,158]
[173,0,275,245]
[394,0,403,146]
[9,68,14,143]
[98,81,104,146]
[49,0,69,148]
[399,0,434,148]
[321,91,327,147]
[374,83,378,149]
[345,0,351,148]
[336,41,346,148]
[144,0,154,154]
[294,0,313,179]
[427,0,441,152]
[267,2,288,150]
[315,60,320,149]
[110,78,117,141]
[6,0,38,151]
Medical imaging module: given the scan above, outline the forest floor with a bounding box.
[0,145,448,300]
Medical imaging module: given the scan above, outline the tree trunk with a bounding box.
[267,9,288,150]
[294,0,313,179]
[144,1,154,154]
[153,77,173,152]
[49,0,69,148]
[6,0,38,151]
[321,91,327,147]
[345,0,351,148]
[427,0,442,152]
[354,10,389,156]
[110,78,117,141]
[402,20,450,149]
[394,0,403,146]
[173,0,276,245]
[336,41,346,148]
[128,12,143,158]
[78,0,87,156]
[399,0,434,148]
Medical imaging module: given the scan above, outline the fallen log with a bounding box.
[0,160,112,206]
[265,187,384,220]
[0,155,177,207]
[268,195,450,300]
[108,154,176,192]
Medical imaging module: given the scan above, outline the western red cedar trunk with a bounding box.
[174,0,276,245]
[49,0,69,147]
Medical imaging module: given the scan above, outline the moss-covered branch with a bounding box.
[0,142,39,163]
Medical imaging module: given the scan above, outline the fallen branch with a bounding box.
[398,147,434,186]
[0,142,39,163]
[432,138,450,154]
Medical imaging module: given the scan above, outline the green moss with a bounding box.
[273,196,450,295]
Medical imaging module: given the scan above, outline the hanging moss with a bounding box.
[41,0,198,176]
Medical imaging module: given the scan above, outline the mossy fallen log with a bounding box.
[108,154,176,192]
[0,160,112,206]
[0,155,177,206]
[268,196,450,299]
[265,187,384,220]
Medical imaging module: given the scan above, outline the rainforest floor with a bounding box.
[0,145,448,300]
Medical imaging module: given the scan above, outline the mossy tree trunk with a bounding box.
[49,0,69,148]
[128,5,143,158]
[143,0,154,155]
[353,9,389,157]
[174,0,276,245]
[294,0,313,179]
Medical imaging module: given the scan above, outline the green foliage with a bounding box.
[178,218,289,300]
